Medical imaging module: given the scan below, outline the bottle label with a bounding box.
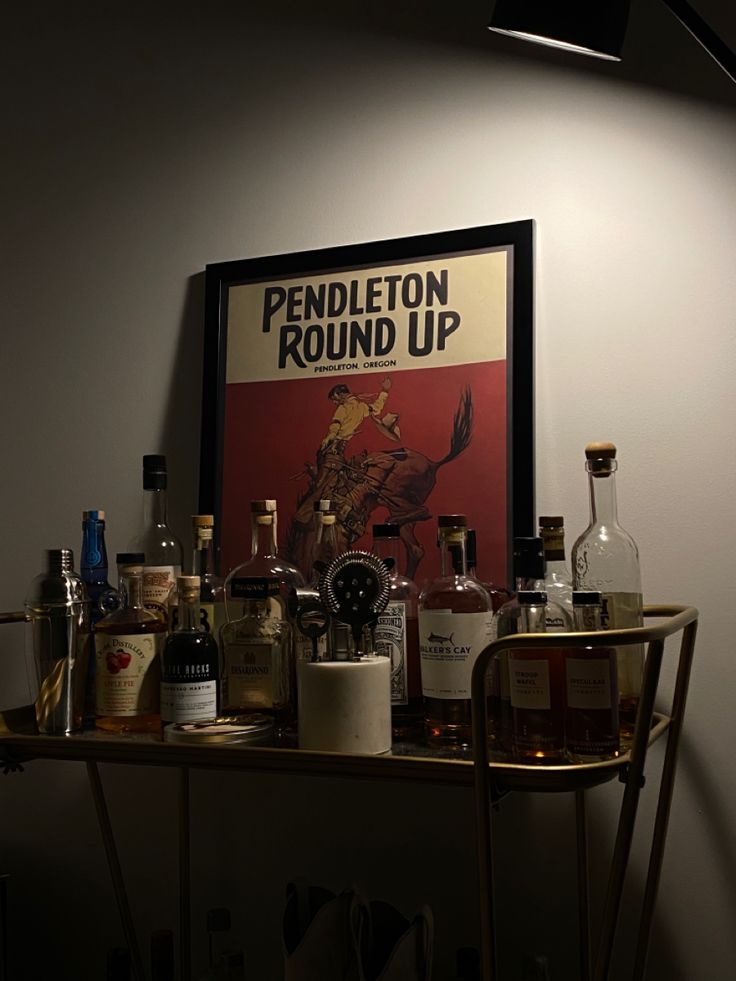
[95,633,162,716]
[418,611,494,700]
[566,656,613,709]
[142,565,179,622]
[161,680,218,723]
[509,657,551,710]
[225,642,274,709]
[374,601,409,704]
[230,578,278,600]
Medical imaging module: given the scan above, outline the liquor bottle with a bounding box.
[95,562,166,733]
[371,523,422,740]
[150,930,175,981]
[566,591,620,762]
[225,500,305,615]
[309,502,339,588]
[220,577,293,735]
[418,515,493,748]
[99,552,146,616]
[80,510,113,725]
[184,515,227,640]
[161,576,220,726]
[508,591,566,763]
[130,455,183,625]
[463,529,512,612]
[80,510,112,625]
[539,515,573,621]
[571,442,643,741]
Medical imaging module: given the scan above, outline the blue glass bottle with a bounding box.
[81,509,112,725]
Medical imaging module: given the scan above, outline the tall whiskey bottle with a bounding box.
[130,455,183,625]
[571,442,643,741]
[372,523,422,740]
[462,529,512,612]
[508,591,566,763]
[418,515,493,748]
[161,576,220,725]
[565,591,619,762]
[190,515,226,639]
[95,562,166,733]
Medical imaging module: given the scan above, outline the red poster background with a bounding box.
[221,359,507,590]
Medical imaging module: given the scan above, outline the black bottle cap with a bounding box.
[512,537,545,580]
[116,552,145,564]
[143,454,167,490]
[438,514,467,528]
[372,523,400,539]
[518,590,547,605]
[573,590,602,606]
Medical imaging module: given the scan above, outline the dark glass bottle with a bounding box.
[508,590,566,763]
[465,529,513,612]
[418,515,493,748]
[161,576,220,726]
[81,510,112,726]
[371,523,422,740]
[95,563,166,734]
[565,590,620,762]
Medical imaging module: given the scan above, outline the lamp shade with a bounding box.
[489,0,632,62]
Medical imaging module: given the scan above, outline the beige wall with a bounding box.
[1,2,735,978]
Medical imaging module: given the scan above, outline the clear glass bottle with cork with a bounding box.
[572,441,643,742]
[418,515,494,748]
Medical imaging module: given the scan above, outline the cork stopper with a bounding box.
[585,442,617,460]
[250,500,277,513]
[177,575,201,601]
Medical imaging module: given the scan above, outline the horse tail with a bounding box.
[436,386,473,467]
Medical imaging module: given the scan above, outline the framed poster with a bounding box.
[200,221,534,588]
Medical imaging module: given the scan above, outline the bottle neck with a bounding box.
[519,604,547,633]
[120,572,144,610]
[515,574,541,591]
[193,534,216,578]
[574,605,602,631]
[81,520,109,581]
[251,515,277,559]
[588,472,619,525]
[177,595,201,631]
[372,537,400,576]
[143,488,169,529]
[440,532,466,576]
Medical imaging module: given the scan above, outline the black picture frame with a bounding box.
[200,220,534,584]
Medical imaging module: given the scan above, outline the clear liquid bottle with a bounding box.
[571,442,643,742]
[508,590,566,763]
[565,590,619,762]
[539,515,573,623]
[220,577,293,736]
[130,455,183,626]
[188,515,227,640]
[372,523,422,740]
[161,576,220,726]
[95,562,166,733]
[418,515,493,748]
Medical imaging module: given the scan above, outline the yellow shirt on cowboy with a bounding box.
[321,390,389,449]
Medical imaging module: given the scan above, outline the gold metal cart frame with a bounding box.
[470,604,699,981]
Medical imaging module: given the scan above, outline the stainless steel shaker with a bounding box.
[25,549,91,734]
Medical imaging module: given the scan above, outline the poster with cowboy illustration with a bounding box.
[202,222,534,588]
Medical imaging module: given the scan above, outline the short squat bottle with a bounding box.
[95,563,166,733]
[161,576,220,726]
[572,442,643,742]
[418,515,493,748]
[220,577,293,735]
[130,454,183,625]
[372,523,422,740]
[508,591,566,763]
[565,591,620,762]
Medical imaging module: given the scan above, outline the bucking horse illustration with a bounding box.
[287,386,473,578]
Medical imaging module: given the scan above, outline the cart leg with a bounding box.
[86,762,145,981]
[575,790,591,981]
[632,622,697,981]
[180,766,191,981]
[592,639,664,981]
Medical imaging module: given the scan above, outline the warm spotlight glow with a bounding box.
[489,27,622,62]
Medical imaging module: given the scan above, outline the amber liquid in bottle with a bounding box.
[95,565,166,734]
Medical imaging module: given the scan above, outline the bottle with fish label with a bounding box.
[418,515,494,749]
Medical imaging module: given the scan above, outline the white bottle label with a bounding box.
[142,565,180,621]
[95,633,162,716]
[226,642,274,709]
[418,611,494,700]
[375,601,408,705]
[161,680,218,723]
[566,657,612,710]
[509,657,551,711]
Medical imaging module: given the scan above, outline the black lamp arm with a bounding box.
[663,0,736,83]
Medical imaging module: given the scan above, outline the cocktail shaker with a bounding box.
[25,549,91,734]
